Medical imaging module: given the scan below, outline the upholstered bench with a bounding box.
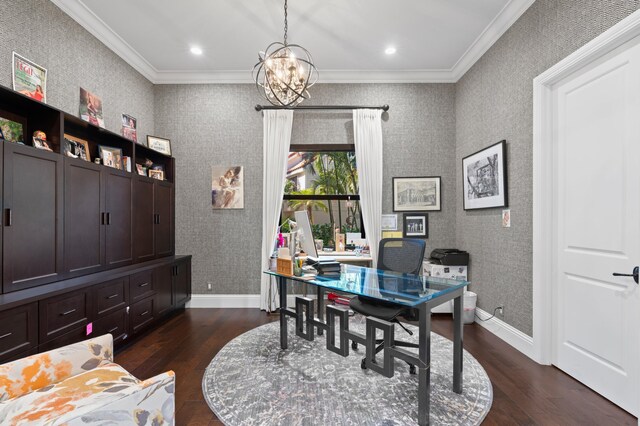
[0,334,175,425]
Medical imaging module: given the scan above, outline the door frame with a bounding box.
[532,10,640,372]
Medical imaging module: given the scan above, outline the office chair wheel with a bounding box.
[361,359,367,370]
[409,364,416,375]
[352,342,358,350]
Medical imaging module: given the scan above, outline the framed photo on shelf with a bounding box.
[79,87,105,128]
[403,213,428,238]
[148,169,164,180]
[462,140,507,210]
[393,176,441,212]
[136,163,147,176]
[121,113,138,143]
[12,52,47,103]
[63,134,91,162]
[147,135,171,155]
[0,115,24,143]
[381,214,398,231]
[99,145,123,170]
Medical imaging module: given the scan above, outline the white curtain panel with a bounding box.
[353,109,383,268]
[260,110,294,311]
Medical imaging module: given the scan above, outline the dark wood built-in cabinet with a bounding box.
[0,84,190,362]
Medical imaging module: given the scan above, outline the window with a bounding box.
[281,145,363,249]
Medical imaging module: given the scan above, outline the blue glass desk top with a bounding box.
[265,264,468,307]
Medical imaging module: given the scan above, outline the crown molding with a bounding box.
[51,0,534,85]
[450,0,535,81]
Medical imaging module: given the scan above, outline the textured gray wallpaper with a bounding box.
[455,0,640,336]
[154,84,457,295]
[0,0,154,138]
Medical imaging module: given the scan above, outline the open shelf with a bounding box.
[134,143,175,183]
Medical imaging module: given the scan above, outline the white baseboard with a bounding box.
[187,294,312,309]
[474,308,536,361]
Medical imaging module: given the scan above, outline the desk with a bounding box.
[264,265,468,426]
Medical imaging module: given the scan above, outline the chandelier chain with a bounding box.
[283,0,288,45]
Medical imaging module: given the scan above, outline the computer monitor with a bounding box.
[294,211,318,258]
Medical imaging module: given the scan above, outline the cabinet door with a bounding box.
[154,264,173,317]
[3,144,63,292]
[133,177,155,262]
[0,303,38,363]
[104,169,133,268]
[64,158,105,276]
[173,260,191,307]
[154,181,174,257]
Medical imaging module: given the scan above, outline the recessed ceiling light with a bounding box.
[190,46,203,56]
[385,47,397,55]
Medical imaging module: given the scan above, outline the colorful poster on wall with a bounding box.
[79,88,105,128]
[12,52,47,103]
[212,165,244,209]
[121,113,138,143]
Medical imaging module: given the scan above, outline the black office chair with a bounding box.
[349,238,426,374]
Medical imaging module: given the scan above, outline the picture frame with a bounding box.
[462,140,508,210]
[79,88,105,128]
[148,169,164,180]
[147,135,171,156]
[0,115,24,143]
[121,113,138,143]
[99,145,123,170]
[403,213,428,238]
[12,52,47,103]
[136,163,146,176]
[381,214,398,231]
[211,165,244,209]
[63,134,91,162]
[393,176,441,212]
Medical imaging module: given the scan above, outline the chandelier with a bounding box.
[253,0,318,107]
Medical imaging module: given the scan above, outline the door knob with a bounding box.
[612,266,639,284]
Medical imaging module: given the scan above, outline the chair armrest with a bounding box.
[57,371,176,426]
[0,334,114,401]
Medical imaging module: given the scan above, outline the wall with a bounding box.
[455,0,640,336]
[154,83,456,295]
[0,0,154,138]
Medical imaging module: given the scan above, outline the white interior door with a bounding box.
[553,39,640,416]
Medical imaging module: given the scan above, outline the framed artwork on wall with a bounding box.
[381,214,398,230]
[393,176,441,212]
[212,165,244,209]
[462,140,507,210]
[147,135,171,155]
[403,213,428,238]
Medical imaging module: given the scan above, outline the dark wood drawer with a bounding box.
[130,297,154,335]
[38,326,88,352]
[130,270,154,303]
[40,290,90,343]
[0,303,38,363]
[93,307,128,346]
[94,277,128,318]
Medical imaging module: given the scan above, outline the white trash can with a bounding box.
[462,291,477,324]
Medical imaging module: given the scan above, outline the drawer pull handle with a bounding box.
[60,309,77,316]
[140,310,150,317]
[106,293,119,299]
[0,332,12,339]
[139,282,150,288]
[108,327,119,334]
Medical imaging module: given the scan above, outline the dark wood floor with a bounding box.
[115,309,636,426]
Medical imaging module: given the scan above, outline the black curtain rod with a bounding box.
[255,104,389,112]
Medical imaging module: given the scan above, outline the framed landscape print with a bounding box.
[393,176,441,212]
[462,140,507,210]
[403,213,428,238]
[147,135,171,155]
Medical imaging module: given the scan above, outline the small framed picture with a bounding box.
[403,213,428,238]
[462,140,507,210]
[136,163,146,176]
[99,145,123,170]
[393,176,441,212]
[381,214,398,231]
[64,134,91,162]
[147,135,171,156]
[148,169,164,180]
[0,115,24,143]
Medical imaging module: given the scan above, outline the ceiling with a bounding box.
[50,0,534,84]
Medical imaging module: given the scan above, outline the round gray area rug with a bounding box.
[202,316,492,425]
